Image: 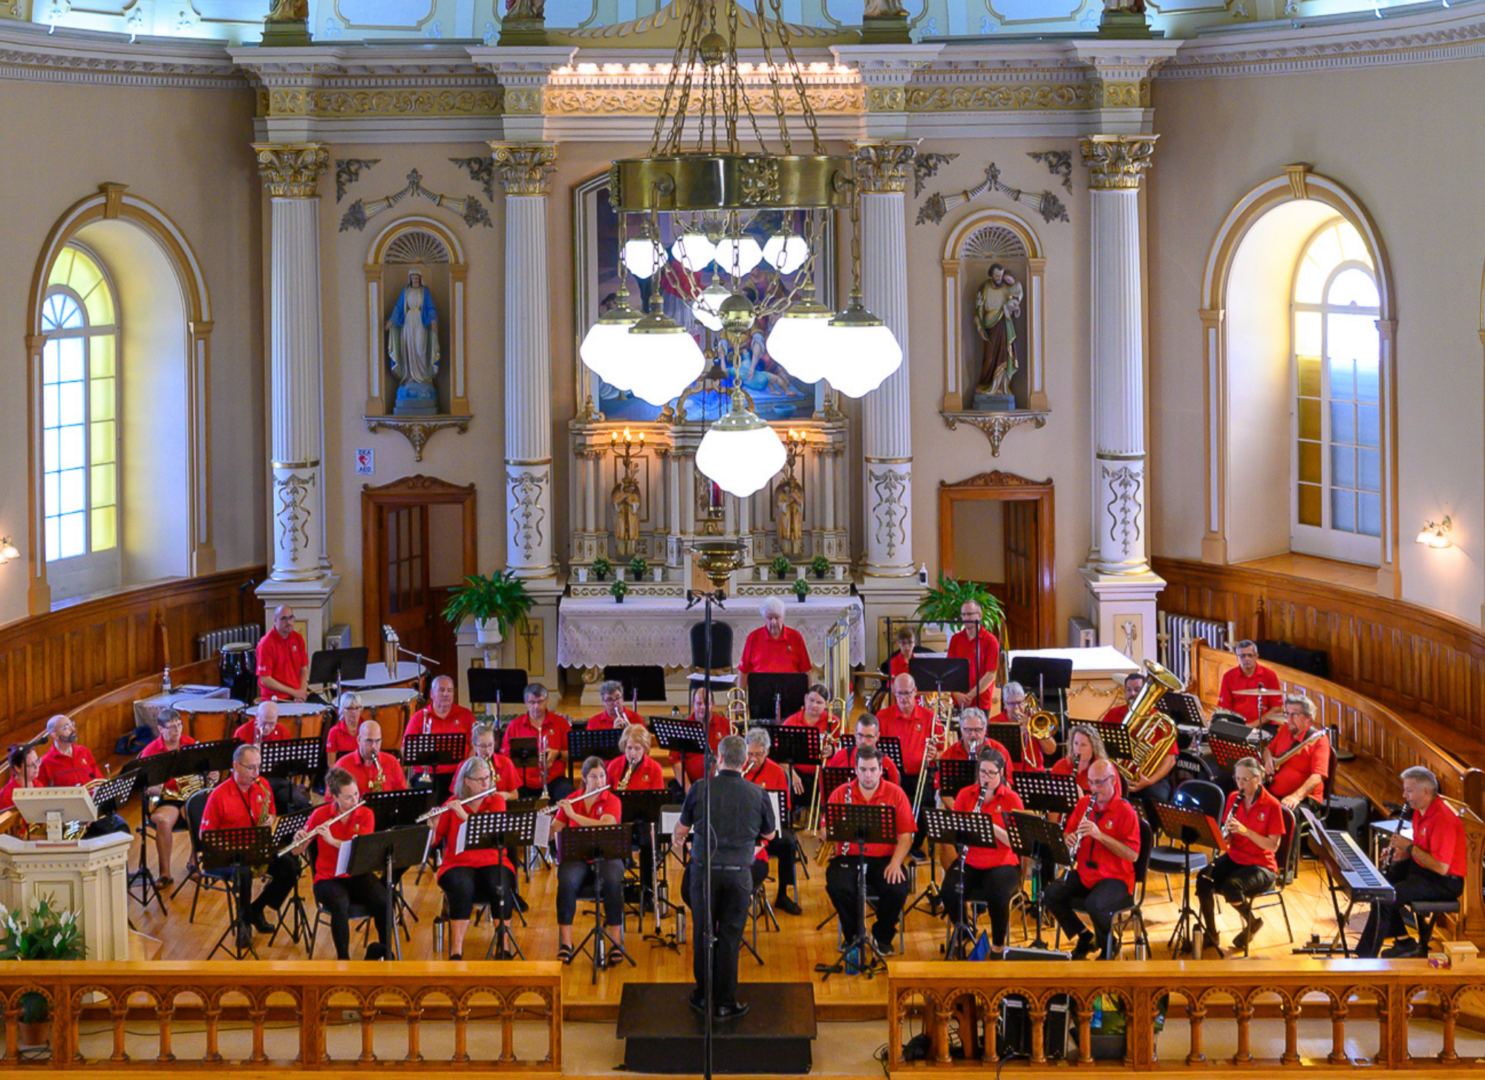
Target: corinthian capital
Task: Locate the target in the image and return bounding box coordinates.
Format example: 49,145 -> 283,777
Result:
1079,135 -> 1158,191
850,139 -> 920,195
490,142 -> 557,196
253,143 -> 329,198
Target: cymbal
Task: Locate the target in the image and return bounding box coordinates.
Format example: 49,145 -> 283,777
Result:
1230,687 -> 1285,697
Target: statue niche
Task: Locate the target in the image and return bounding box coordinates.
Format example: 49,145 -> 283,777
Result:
963,230 -> 1030,412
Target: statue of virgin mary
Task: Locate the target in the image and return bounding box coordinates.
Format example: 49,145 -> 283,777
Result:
386,270 -> 441,416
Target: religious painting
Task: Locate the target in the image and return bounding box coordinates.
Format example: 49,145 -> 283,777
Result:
574,174 -> 834,424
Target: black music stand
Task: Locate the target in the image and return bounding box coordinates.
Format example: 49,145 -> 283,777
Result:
458,811 -> 534,960
363,788 -> 435,926
1091,722 -> 1136,766
404,732 -> 468,799
1151,801 -> 1227,958
814,802 -> 896,980
569,727 -> 622,771
838,734 -> 904,776
1013,770 -> 1080,816
264,807 -> 315,949
467,668 -> 528,726
758,723 -> 820,770
925,807 -> 1003,959
935,759 -> 978,804
985,723 -> 1025,766
808,765 -> 860,932
1158,692 -> 1207,728
603,665 -> 667,703
619,789 -> 672,934
558,824 -> 636,983
746,672 -> 809,722
908,657 -> 970,697
1004,810 -> 1075,949
309,647 -> 368,703
339,825 -> 428,960
1008,656 -> 1074,734
260,737 -> 324,779
651,718 -> 707,788
1208,736 -> 1253,774
199,825 -> 273,959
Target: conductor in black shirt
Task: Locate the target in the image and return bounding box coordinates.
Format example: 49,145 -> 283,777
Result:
674,734 -> 776,1021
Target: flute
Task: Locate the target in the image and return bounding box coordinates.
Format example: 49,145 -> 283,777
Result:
539,784 -> 612,816
280,799 -> 364,856
417,788 -> 495,823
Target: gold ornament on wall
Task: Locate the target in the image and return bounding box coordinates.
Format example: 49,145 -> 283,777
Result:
253,143 -> 329,199
1078,135 -> 1158,191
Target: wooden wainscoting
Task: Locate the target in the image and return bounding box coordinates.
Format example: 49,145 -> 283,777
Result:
0,566 -> 263,742
1153,557 -> 1485,751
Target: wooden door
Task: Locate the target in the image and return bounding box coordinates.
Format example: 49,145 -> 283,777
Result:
382,504 -> 431,660
1000,500 -> 1039,651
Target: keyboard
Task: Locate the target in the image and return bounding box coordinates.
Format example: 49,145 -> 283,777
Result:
1322,824 -> 1395,903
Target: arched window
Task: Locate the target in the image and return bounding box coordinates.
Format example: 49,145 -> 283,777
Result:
1291,219 -> 1382,565
41,244 -> 120,598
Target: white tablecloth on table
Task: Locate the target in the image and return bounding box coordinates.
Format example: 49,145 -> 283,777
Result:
1008,646 -> 1140,680
558,595 -> 865,670
131,687 -> 230,733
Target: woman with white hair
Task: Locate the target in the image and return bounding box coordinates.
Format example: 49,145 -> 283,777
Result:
324,691 -> 365,760
738,596 -> 813,675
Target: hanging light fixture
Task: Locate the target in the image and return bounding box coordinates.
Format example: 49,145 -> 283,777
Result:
713,236 -> 764,278
765,277 -> 833,384
817,184 -> 903,397
762,234 -> 809,274
624,295 -> 706,406
696,388 -> 788,498
689,282 -> 733,333
579,285 -> 642,387
622,234 -> 669,280
673,231 -> 717,273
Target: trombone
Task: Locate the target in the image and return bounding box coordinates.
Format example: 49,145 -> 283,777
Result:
805,698 -> 850,835
725,687 -> 749,737
911,693 -> 953,819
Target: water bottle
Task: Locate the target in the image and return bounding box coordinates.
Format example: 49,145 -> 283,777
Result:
162,666 -> 173,693
1091,996 -> 1104,1031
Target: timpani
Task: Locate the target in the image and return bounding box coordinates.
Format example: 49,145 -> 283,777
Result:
358,687 -> 419,750
175,698 -> 245,743
342,662 -> 425,692
272,701 -> 334,742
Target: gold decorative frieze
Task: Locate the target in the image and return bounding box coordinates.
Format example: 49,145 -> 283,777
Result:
943,410 -> 1048,457
1099,79 -> 1151,108
490,142 -> 557,196
906,84 -> 1094,112
850,140 -> 919,195
541,84 -> 863,116
266,87 -> 502,119
866,86 -> 905,112
253,143 -> 329,199
1079,135 -> 1158,191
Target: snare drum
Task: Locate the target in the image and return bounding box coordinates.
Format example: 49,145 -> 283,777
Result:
274,701 -> 333,741
358,687 -> 419,749
175,698 -> 245,742
343,662 -> 425,692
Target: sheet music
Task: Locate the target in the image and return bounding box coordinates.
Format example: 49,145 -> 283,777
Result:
534,813 -> 552,851
336,836 -> 356,876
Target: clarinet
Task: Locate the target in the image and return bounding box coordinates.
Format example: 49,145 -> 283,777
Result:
539,729 -> 550,800
1380,805 -> 1415,869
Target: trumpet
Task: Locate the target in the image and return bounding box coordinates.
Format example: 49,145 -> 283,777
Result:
279,798 -> 364,857
725,687 -> 749,737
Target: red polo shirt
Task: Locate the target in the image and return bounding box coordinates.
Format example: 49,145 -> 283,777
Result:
669,712 -> 733,784
1217,664 -> 1283,724
587,708 -> 646,732
0,777 -> 21,812
1052,757 -> 1125,798
1065,794 -> 1140,892
877,703 -> 934,775
554,789 -> 622,829
783,709 -> 830,776
1412,796 -> 1467,879
742,757 -> 792,812
233,720 -> 293,745
325,722 -> 360,760
1102,703 -> 1131,726
432,792 -> 513,875
607,754 -> 667,791
940,737 -> 1016,788
404,705 -> 476,776
38,744 -> 103,788
504,713 -> 571,787
1221,787 -> 1285,872
306,802 -> 376,882
201,776 -> 275,832
1267,725 -> 1330,802
256,628 -> 308,701
947,627 -> 1000,711
140,734 -> 199,800
332,750 -> 408,794
824,778 -> 915,859
739,626 -> 812,674
827,746 -> 901,786
482,753 -> 522,795
952,782 -> 1024,869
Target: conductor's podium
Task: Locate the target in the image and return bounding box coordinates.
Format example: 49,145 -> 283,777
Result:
0,829 -> 132,960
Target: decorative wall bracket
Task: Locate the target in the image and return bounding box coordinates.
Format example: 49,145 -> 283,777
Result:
943,410 -> 1048,457
364,414 -> 470,461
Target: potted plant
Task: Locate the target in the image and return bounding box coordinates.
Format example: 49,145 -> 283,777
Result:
771,555 -> 791,581
441,569 -> 534,646
591,556 -> 612,582
610,578 -> 629,604
793,577 -> 811,603
0,897 -> 85,1048
627,556 -> 649,583
810,554 -> 831,580
915,572 -> 1005,636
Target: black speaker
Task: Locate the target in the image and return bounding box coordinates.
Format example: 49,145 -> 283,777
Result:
997,947 -> 1071,1060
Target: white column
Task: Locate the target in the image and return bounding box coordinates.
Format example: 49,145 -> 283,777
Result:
493,142 -> 559,577
853,140 -> 919,579
822,448 -> 836,532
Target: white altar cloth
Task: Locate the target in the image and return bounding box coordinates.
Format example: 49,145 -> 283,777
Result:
558,595 -> 865,670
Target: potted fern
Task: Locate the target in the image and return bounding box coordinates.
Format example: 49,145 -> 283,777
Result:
442,569 -> 534,646
915,572 -> 1005,637
0,897 -> 85,1049
610,578 -> 629,604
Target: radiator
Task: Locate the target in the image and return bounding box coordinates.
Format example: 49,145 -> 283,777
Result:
1158,612 -> 1233,686
196,623 -> 261,662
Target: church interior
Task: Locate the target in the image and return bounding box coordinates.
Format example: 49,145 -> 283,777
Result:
0,0 -> 1483,1071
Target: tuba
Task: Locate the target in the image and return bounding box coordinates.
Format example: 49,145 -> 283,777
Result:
1115,660 -> 1185,786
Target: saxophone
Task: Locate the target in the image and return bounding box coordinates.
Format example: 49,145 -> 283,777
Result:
617,759 -> 637,792
254,783 -> 272,827
369,753 -> 386,793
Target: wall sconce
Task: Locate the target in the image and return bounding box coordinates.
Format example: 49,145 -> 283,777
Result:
0,537 -> 18,563
1415,516 -> 1453,549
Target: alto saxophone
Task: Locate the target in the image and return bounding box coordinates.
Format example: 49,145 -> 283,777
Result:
369,754 -> 386,793
618,759 -> 637,792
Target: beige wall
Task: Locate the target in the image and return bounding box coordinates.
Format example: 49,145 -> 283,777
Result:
1149,61 -> 1485,624
0,79 -> 265,626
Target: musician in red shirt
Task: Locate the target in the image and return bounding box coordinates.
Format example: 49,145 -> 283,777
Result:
332,721 -> 408,794
783,683 -> 836,794
324,692 -> 365,762
588,679 -> 646,731
256,605 -> 309,702
878,674 -> 939,780
947,600 -> 999,712
1044,759 -> 1142,959
1358,766 -> 1468,959
828,715 -> 902,785
1217,641 -> 1284,726
404,676 -> 476,801
608,725 -> 666,791
1262,695 -> 1330,809
233,701 -> 293,746
0,744 -> 40,814
138,708 -> 209,885
289,767 -> 387,960
743,726 -> 800,914
470,721 -> 520,798
37,715 -> 129,838
553,757 -> 626,965
991,683 -> 1055,772
200,744 -> 300,951
937,709 -> 1011,803
738,597 -> 813,675
873,624 -> 929,711
670,687 -> 733,789
1197,757 -> 1285,955
1098,673 -> 1144,726
431,756 -> 518,960
503,682 -> 573,802
820,746 -> 916,958
942,748 -> 1024,956
1051,725 -> 1120,798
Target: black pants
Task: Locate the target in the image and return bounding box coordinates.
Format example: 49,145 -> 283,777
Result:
1043,874 -> 1131,957
519,778 -> 574,803
1357,861 -> 1464,958
1132,777 -> 1174,831
557,857 -> 625,927
766,830 -> 797,890
314,874 -> 390,960
439,863 -> 517,921
1196,853 -> 1275,935
689,865 -> 754,1006
83,813 -> 131,839
682,861 -> 769,905
235,854 -> 299,923
825,856 -> 910,949
902,773 -> 933,849
942,863 -> 1021,946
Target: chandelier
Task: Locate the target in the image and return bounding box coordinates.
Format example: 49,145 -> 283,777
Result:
578,0 -> 903,497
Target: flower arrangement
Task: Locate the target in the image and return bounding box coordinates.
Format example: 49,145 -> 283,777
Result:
771,555 -> 792,581
793,577 -> 811,601
627,556 -> 649,581
0,897 -> 85,1025
591,556 -> 612,581
810,554 -> 831,579
610,578 -> 629,603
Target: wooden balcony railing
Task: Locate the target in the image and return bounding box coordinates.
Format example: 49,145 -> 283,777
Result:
889,959 -> 1485,1072
0,961 -> 561,1071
